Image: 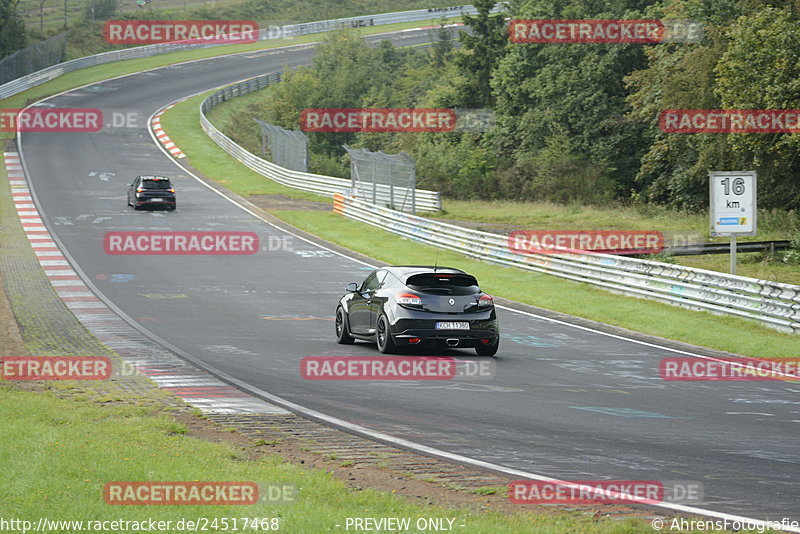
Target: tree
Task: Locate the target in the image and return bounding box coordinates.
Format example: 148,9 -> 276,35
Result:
715,6 -> 800,208
491,0 -> 655,199
1,0 -> 27,58
626,0 -> 800,210
625,23 -> 727,209
454,0 -> 508,106
431,16 -> 453,68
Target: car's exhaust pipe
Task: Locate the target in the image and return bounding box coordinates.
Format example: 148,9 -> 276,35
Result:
446,338 -> 459,347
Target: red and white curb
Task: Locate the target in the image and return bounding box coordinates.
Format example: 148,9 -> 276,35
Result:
151,104 -> 186,159
3,152 -> 285,415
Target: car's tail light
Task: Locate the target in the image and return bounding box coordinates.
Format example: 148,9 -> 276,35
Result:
395,293 -> 423,309
478,294 -> 493,307
408,338 -> 421,344
480,338 -> 492,345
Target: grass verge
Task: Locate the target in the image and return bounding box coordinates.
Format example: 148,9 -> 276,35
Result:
427,199 -> 796,241
162,93 -> 800,358
3,385 -> 652,533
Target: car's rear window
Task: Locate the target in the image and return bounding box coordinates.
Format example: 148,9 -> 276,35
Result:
406,273 -> 479,295
142,179 -> 171,189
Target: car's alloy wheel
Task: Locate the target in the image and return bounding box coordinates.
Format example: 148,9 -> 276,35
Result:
335,307 -> 355,344
376,314 -> 396,354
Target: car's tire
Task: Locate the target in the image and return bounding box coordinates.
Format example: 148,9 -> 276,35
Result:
133,203 -> 140,211
335,306 -> 355,344
376,314 -> 396,354
475,340 -> 499,357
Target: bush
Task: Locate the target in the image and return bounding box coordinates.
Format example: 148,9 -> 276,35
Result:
780,232 -> 800,265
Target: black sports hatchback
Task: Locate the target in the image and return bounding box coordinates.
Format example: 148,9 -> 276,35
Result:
336,266 -> 499,356
127,175 -> 176,210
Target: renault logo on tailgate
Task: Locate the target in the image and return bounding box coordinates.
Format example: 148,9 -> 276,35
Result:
449,298 -> 455,306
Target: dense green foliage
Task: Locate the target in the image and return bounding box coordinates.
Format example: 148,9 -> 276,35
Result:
226,0 -> 800,214
1,0 -> 27,56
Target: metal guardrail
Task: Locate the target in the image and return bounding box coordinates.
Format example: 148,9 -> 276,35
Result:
333,194 -> 800,333
0,6 -> 477,99
672,240 -> 790,256
200,69 -> 442,213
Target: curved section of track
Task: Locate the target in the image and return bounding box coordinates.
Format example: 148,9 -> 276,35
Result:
18,30 -> 800,525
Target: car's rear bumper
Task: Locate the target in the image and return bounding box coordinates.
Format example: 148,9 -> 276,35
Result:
394,332 -> 498,348
390,315 -> 499,348
136,197 -> 176,207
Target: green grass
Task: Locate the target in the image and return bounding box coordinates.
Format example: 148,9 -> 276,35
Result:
19,0 -> 460,35
161,95 -> 800,358
4,385 -> 662,533
428,199 -> 796,242
19,0 -> 252,33
432,199 -> 708,233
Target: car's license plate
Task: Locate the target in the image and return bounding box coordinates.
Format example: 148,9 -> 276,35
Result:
150,198 -> 164,201
436,322 -> 469,330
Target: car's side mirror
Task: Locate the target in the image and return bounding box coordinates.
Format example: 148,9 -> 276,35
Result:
346,283 -> 358,292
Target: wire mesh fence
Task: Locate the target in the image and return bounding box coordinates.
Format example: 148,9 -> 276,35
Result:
253,118 -> 308,172
343,145 -> 417,214
0,32 -> 67,86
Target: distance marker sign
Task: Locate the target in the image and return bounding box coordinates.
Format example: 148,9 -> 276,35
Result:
709,171 -> 756,237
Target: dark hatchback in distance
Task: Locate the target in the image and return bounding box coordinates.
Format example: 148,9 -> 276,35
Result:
336,266 -> 500,356
127,175 -> 176,210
